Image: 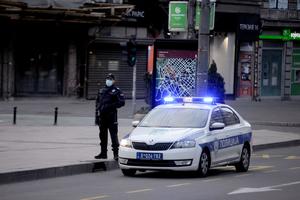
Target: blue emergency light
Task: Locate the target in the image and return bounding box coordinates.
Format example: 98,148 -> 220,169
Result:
163,96 -> 216,104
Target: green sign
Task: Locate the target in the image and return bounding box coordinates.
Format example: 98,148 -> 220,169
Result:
259,29 -> 300,41
169,1 -> 188,32
195,1 -> 215,30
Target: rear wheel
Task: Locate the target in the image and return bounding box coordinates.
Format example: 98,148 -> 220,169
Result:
198,150 -> 210,177
235,145 -> 250,172
121,169 -> 137,176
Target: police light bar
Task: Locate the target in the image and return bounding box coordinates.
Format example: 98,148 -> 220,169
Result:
164,96 -> 175,102
163,97 -> 216,104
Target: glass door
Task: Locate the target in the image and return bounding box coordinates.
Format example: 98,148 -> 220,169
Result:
261,50 -> 282,96
16,48 -> 62,95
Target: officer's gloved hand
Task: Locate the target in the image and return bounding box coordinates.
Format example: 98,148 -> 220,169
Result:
95,111 -> 100,125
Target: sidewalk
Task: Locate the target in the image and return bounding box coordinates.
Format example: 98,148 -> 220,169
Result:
1,98 -> 300,184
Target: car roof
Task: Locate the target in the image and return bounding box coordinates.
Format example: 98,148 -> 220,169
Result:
155,103 -> 226,110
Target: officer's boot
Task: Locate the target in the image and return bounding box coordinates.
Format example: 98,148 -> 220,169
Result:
113,151 -> 119,161
94,147 -> 107,159
95,152 -> 107,159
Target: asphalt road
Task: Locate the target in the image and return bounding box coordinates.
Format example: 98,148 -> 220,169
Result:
1,146 -> 300,200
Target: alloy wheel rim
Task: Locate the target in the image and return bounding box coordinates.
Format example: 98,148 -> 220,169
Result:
242,148 -> 249,168
201,153 -> 208,174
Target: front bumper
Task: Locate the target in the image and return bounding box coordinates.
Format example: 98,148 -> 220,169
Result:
119,146 -> 202,171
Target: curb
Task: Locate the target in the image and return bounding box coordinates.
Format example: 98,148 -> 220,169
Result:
1,140 -> 300,185
250,121 -> 300,127
253,139 -> 300,151
0,160 -> 119,185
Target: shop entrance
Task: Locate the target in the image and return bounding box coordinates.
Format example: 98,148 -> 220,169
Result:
15,46 -> 63,95
261,50 -> 282,96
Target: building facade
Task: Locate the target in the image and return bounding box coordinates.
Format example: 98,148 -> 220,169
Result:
258,0 -> 300,100
1,0 -> 300,101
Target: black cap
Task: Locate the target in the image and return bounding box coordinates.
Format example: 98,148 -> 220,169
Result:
106,73 -> 115,80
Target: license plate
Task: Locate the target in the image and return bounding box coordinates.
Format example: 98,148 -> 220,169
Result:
136,152 -> 163,160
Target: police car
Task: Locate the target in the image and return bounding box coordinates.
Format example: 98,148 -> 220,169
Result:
119,97 -> 252,177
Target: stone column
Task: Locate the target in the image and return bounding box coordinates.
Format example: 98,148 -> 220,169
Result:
65,42 -> 78,96
2,41 -> 15,100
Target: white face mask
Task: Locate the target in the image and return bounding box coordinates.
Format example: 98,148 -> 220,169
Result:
106,79 -> 113,87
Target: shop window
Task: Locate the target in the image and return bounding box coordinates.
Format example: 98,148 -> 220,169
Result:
269,0 -> 288,9
295,70 -> 300,83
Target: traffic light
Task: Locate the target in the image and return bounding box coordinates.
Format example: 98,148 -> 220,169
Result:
127,39 -> 137,67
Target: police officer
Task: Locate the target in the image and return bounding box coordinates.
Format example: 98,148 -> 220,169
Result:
95,73 -> 125,160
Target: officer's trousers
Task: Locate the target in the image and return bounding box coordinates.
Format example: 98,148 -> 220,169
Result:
98,121 -> 119,154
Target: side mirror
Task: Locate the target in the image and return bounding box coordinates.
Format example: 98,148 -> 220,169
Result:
209,122 -> 225,131
132,120 -> 140,127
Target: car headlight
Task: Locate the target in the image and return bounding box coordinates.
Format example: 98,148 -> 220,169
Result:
120,138 -> 132,148
171,140 -> 196,149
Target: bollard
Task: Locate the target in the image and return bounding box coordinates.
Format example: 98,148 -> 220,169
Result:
13,107 -> 17,125
54,107 -> 58,125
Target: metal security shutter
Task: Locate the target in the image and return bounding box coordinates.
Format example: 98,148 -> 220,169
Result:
87,44 -> 147,99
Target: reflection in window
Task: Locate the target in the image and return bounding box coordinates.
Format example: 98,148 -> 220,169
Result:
269,0 -> 288,9
221,107 -> 240,126
210,108 -> 224,125
139,108 -> 209,128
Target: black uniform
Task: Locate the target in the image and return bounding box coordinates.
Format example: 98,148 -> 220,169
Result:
95,85 -> 125,158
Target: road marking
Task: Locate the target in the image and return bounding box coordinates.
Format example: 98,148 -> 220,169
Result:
203,178 -> 221,182
228,181 -> 300,195
289,166 -> 300,170
262,154 -> 270,159
81,195 -> 110,200
234,173 -> 251,178
126,189 -> 153,194
263,170 -> 279,174
167,183 -> 191,188
249,165 -> 273,171
252,154 -> 284,158
285,156 -> 300,160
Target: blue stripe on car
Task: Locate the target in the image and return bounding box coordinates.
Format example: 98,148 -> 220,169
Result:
122,133 -> 131,139
199,132 -> 252,151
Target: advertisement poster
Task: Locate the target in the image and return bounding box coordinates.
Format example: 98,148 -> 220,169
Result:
168,1 -> 188,32
155,50 -> 197,105
238,43 -> 253,97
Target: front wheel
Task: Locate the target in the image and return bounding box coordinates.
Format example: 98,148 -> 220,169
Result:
235,145 -> 250,172
198,150 -> 210,177
121,169 -> 137,176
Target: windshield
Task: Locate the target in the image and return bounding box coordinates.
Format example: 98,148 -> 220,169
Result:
139,108 -> 209,128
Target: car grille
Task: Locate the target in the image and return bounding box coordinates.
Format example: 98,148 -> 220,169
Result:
132,142 -> 173,151
126,159 -> 176,167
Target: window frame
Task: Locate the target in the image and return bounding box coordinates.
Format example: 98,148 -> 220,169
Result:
210,107 -> 224,126
269,0 -> 288,9
220,106 -> 240,126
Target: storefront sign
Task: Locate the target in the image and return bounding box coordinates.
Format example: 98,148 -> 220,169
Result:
195,1 -> 216,30
237,14 -> 260,41
168,1 -> 188,32
260,29 -> 300,41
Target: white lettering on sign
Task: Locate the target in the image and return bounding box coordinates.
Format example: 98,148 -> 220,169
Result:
240,24 -> 259,31
291,32 -> 300,39
125,10 -> 145,18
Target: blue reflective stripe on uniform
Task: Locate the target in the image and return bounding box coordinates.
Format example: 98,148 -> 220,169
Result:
199,132 -> 252,151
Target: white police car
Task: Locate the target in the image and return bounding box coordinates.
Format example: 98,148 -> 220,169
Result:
119,97 -> 252,177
